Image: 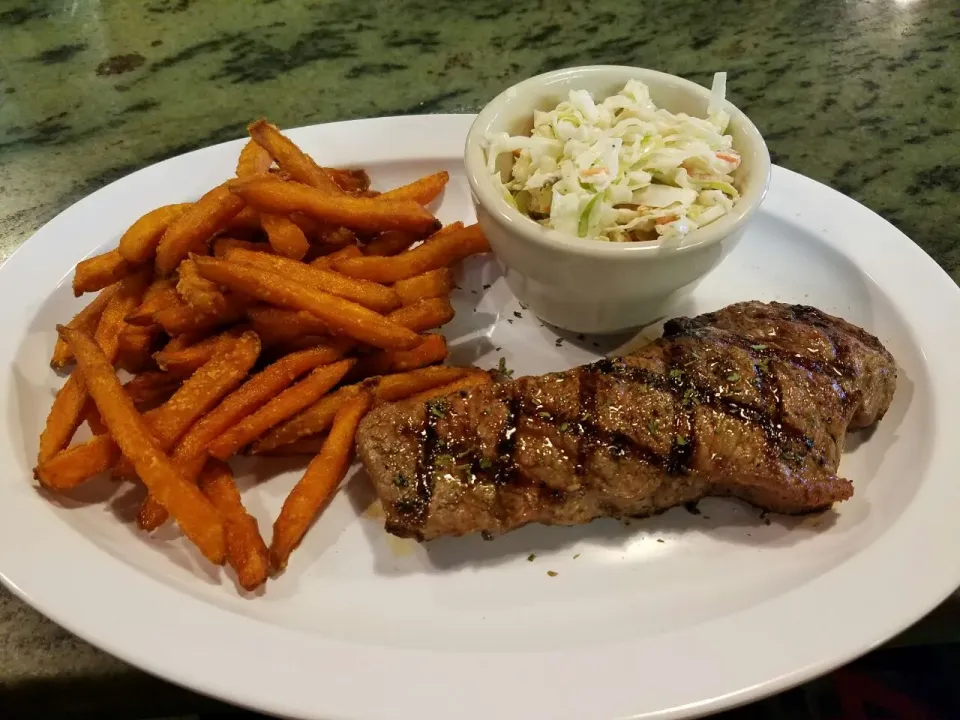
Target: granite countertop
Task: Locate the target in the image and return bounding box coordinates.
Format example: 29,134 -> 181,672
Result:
1,0 -> 959,716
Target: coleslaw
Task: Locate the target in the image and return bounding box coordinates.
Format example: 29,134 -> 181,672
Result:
483,73 -> 741,242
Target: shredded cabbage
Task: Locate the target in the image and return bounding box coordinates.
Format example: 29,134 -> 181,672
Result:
483,73 -> 741,242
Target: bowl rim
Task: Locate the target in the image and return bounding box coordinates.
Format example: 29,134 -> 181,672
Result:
464,65 -> 772,258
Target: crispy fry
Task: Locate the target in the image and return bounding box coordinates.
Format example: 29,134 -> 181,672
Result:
247,307 -> 329,345
35,433 -> 123,490
56,326 -> 225,564
236,139 -> 274,179
375,366 -> 469,403
153,328 -> 242,374
222,207 -> 262,235
325,167 -> 370,193
213,237 -> 271,258
393,268 -> 454,306
207,359 -> 354,461
363,231 -> 417,257
38,271 -> 151,464
153,293 -> 252,335
51,285 -> 119,369
177,257 -> 228,315
354,333 -> 448,377
193,256 -> 420,351
137,346 -> 343,530
73,249 -> 135,296
224,246 -> 400,313
315,225 -> 357,250
247,119 -> 342,194
110,332 -> 261,486
156,184 -> 246,274
84,402 -> 108,435
310,244 -> 362,268
227,176 -> 441,236
124,372 -> 183,409
252,384 -> 364,453
378,171 -> 449,205
260,213 -> 309,260
116,327 -> 156,373
270,391 -> 372,570
256,435 -> 328,456
385,298 -> 453,332
405,370 -> 493,404
196,459 -> 269,591
118,203 -> 192,264
334,223 -> 488,283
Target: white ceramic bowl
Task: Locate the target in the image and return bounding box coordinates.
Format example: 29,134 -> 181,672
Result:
464,65 -> 771,334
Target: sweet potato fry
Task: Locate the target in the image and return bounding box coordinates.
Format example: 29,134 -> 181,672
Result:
196,459 -> 269,591
116,327 -> 156,373
177,257 -> 228,315
156,184 -> 246,274
56,326 -> 225,564
118,203 -> 192,264
51,285 -> 118,369
192,256 -> 420,351
247,119 -> 342,195
378,171 -> 449,205
236,139 -> 274,179
252,384 -> 364,453
153,328 -> 242,374
222,207 -> 263,235
334,223 -> 488,283
387,297 -> 454,333
124,372 -> 183,409
270,390 -> 372,570
112,343 -> 262,486
247,307 -> 329,345
137,346 -> 342,530
362,231 -> 417,257
310,244 -> 362,268
226,176 -> 441,236
207,359 -> 354,461
325,167 -> 370,193
315,225 -> 357,250
153,293 -> 252,335
213,237 -> 272,258
35,433 -> 123,490
393,268 -> 454,306
224,246 -> 400,313
375,366 -> 469,403
73,249 -> 135,296
260,213 -> 309,260
405,370 -> 493,404
256,435 -> 328,456
354,333 -> 448,377
37,271 -> 151,463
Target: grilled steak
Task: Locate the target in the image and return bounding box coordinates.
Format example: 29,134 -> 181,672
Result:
356,301 -> 897,541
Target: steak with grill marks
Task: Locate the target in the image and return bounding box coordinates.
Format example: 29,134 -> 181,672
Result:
355,301 -> 897,541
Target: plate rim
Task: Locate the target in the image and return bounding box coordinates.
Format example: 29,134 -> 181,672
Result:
1,113 -> 959,720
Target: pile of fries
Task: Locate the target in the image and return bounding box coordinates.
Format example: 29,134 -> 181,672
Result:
34,119 -> 493,592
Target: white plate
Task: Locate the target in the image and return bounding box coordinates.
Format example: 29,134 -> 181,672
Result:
1,115 -> 959,720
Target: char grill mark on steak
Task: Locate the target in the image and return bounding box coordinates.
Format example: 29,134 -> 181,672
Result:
358,302 -> 897,541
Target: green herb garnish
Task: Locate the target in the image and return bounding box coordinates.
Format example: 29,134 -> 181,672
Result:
648,419 -> 659,435
478,457 -> 493,470
538,410 -> 550,419
427,399 -> 449,418
727,372 -> 740,382
560,422 -> 570,432
393,473 -> 409,488
676,435 -> 688,446
547,570 -> 559,577
497,357 -> 513,378
751,343 -> 767,351
669,368 -> 683,380
527,553 -> 536,562
757,358 -> 770,372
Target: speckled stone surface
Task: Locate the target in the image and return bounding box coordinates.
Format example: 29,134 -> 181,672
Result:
1,0 -> 958,715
